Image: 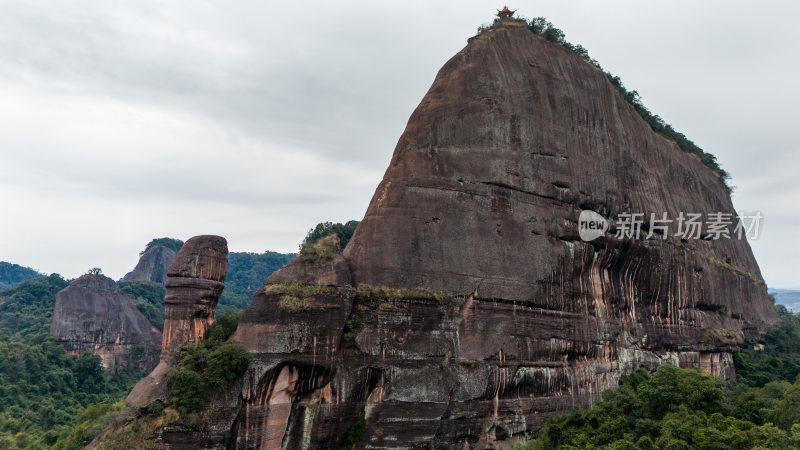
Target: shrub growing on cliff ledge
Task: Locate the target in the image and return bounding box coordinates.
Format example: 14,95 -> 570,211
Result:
299,234 -> 341,265
302,220 -> 359,250
354,284 -> 443,302
166,312 -> 251,414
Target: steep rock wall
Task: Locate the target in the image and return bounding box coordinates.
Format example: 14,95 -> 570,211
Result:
97,22 -> 778,449
122,245 -> 177,284
126,235 -> 228,407
51,274 -> 162,373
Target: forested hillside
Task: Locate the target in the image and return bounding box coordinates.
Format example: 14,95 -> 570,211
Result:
1,278 -> 797,448
0,275 -> 141,449
523,306 -> 800,449
217,251 -> 296,314
0,262 -> 43,290
770,289 -> 800,312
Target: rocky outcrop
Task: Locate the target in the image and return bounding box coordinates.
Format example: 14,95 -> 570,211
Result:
98,20 -> 778,449
161,235 -> 228,360
121,245 -> 177,284
126,235 -> 228,406
51,274 -> 162,373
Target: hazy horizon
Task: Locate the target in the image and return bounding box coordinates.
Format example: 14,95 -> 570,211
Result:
1,1 -> 798,289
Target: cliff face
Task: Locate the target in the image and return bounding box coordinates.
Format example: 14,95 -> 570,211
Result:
100,23 -> 777,449
121,245 -> 177,284
126,235 -> 228,406
51,274 -> 162,373
161,235 -> 228,361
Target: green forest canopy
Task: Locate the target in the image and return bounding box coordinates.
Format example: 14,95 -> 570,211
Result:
0,261 -> 43,290
218,251 -> 296,314
118,280 -> 166,331
0,276 -> 142,449
1,273 -> 799,448
522,306 -> 800,449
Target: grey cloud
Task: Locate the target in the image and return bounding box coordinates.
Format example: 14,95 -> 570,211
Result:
0,1 -> 797,285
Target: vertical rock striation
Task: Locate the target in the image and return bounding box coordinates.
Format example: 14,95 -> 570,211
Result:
51,274 -> 162,373
161,235 -> 228,362
126,235 -> 228,406
98,22 -> 778,449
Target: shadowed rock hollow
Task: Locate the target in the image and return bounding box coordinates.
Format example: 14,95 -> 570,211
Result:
51,274 -> 162,373
97,20 -> 777,449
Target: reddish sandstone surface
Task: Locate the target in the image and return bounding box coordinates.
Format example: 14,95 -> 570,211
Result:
51,274 -> 162,373
125,235 -> 228,407
97,22 -> 777,449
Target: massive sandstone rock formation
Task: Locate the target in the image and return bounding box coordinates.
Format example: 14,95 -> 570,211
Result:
51,274 -> 162,373
99,21 -> 777,449
126,235 -> 228,406
121,245 -> 178,284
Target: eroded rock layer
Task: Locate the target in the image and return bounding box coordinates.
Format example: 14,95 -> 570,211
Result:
51,274 -> 162,373
125,235 -> 228,407
100,22 -> 778,449
161,235 -> 228,361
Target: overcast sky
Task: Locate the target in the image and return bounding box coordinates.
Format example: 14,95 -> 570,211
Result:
0,1 -> 797,288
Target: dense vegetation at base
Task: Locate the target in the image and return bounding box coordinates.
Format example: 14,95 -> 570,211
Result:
770,289 -> 800,314
6,231 -> 792,448
0,276 -> 142,449
478,17 -> 731,191
0,269 -> 254,447
521,306 -> 800,449
166,312 -> 251,414
0,261 -> 43,290
735,306 -> 800,387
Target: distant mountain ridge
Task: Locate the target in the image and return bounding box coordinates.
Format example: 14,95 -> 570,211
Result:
218,251 -> 296,314
0,261 -> 44,290
770,288 -> 800,312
